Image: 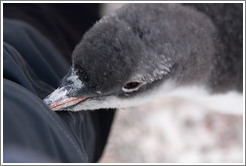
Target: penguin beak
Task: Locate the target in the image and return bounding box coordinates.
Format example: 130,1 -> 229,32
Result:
43,67 -> 92,111
43,86 -> 89,111
48,96 -> 88,111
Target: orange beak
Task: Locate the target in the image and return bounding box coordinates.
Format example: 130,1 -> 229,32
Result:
48,97 -> 88,111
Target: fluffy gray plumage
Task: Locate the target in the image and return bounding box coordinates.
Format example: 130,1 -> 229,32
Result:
71,4 -> 242,95
45,4 -> 243,111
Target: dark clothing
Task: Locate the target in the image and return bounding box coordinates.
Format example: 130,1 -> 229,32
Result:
3,3 -> 100,62
3,4 -> 115,163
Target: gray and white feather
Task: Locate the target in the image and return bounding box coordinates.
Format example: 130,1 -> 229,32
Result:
44,4 -> 243,112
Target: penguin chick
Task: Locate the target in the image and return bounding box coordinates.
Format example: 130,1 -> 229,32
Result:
44,4 -> 243,113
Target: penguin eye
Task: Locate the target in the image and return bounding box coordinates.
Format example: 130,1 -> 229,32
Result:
122,81 -> 142,93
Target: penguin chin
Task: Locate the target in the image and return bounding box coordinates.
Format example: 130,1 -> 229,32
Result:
64,76 -> 243,114
68,95 -> 148,111
69,87 -> 243,116
67,79 -> 177,111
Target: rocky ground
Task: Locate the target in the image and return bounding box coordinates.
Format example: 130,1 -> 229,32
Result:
99,98 -> 243,163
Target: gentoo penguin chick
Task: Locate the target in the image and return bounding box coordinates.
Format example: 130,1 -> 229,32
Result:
44,4 -> 243,112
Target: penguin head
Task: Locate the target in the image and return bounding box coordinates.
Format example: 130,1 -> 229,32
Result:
44,4 -> 217,111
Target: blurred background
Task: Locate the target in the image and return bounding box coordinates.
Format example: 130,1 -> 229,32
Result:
99,97 -> 243,163
99,4 -> 244,163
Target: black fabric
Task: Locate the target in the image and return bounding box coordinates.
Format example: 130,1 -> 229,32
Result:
3,18 -> 68,95
3,79 -> 88,162
3,4 -> 115,163
3,3 -> 100,62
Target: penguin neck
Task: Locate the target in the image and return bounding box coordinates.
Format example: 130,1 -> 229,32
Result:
147,79 -> 243,115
